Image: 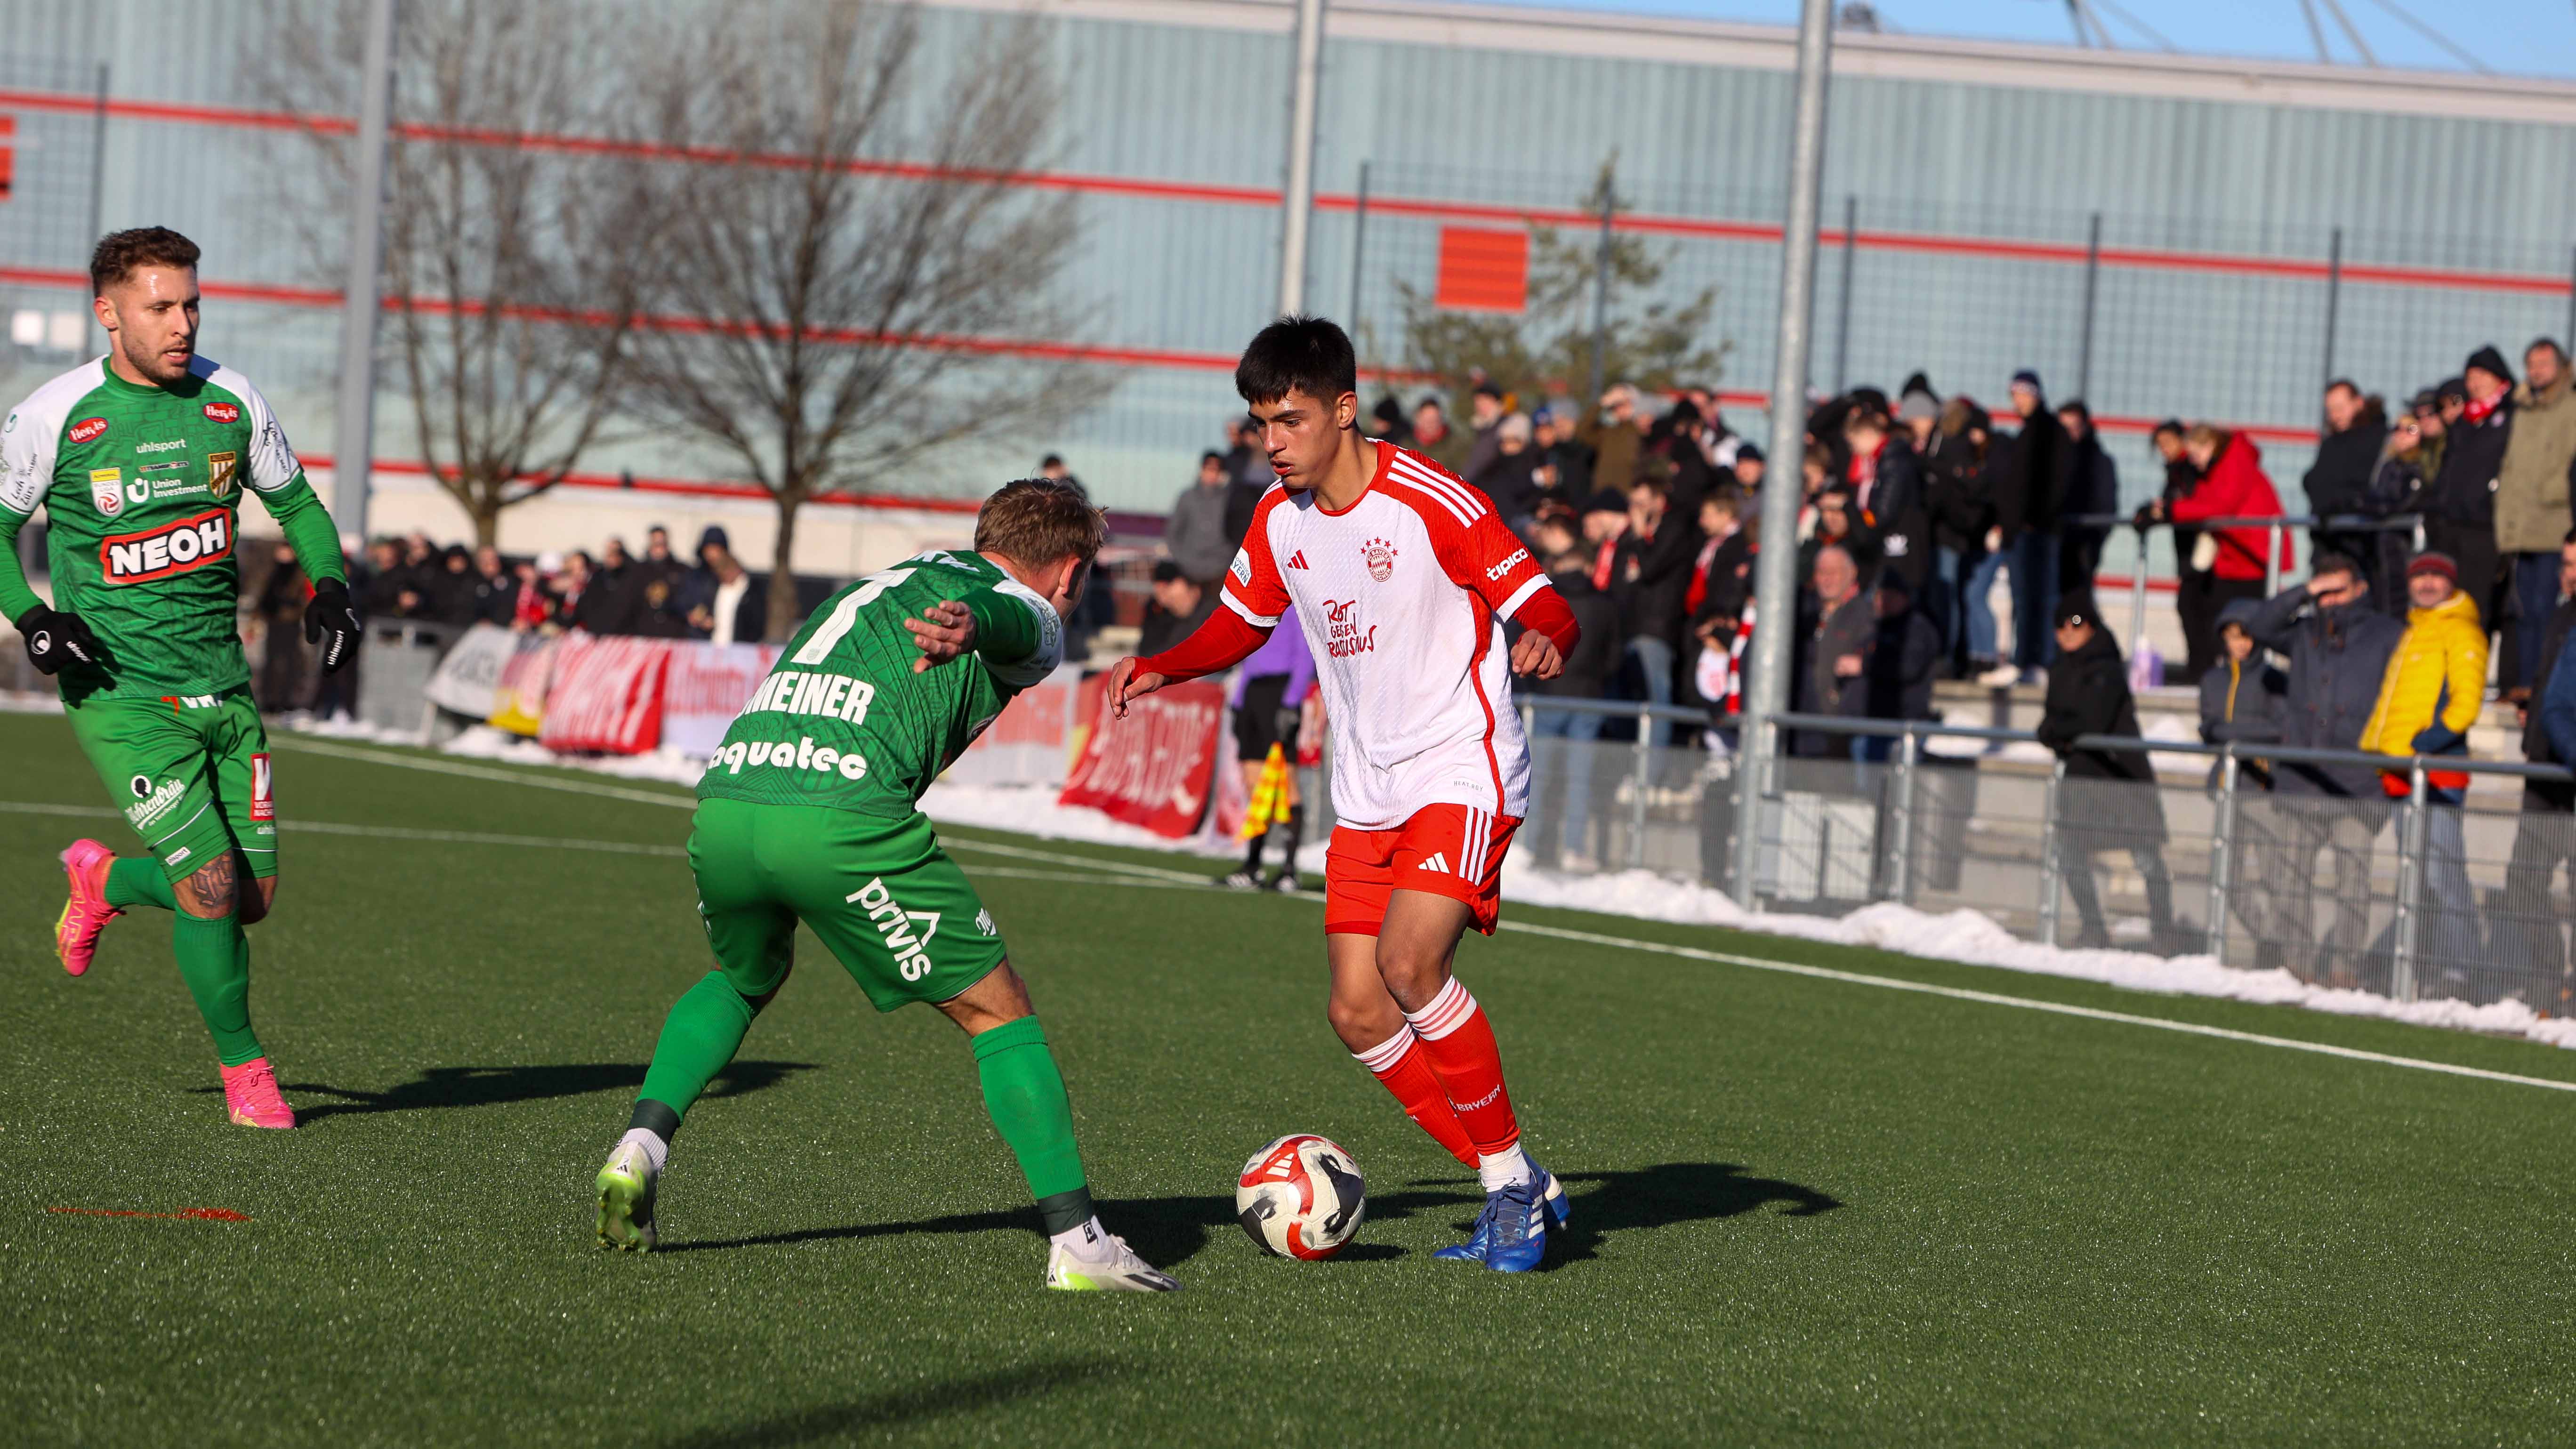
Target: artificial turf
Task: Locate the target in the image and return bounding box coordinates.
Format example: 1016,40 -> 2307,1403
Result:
4,712 -> 2576,1447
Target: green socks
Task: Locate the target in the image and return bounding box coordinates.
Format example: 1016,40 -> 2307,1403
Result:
172,910 -> 261,1066
972,1016 -> 1093,1234
634,971 -> 764,1132
106,857 -> 175,911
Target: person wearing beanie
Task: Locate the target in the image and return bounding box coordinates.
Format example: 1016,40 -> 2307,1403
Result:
2358,551 -> 2489,972
2494,339 -> 2576,691
2424,347 -> 2518,646
2033,593 -> 2181,951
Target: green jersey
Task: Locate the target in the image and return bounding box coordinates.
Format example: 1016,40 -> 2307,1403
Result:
0,355 -> 346,701
697,549 -> 1062,815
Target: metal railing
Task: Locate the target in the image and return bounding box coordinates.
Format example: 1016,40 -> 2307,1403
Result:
1505,696 -> 2576,1013
2064,512 -> 2427,649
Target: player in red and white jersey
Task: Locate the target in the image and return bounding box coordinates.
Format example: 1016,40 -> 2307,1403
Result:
1109,318 -> 1580,1271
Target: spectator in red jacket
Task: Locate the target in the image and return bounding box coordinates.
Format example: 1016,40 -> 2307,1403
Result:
2148,425 -> 2296,623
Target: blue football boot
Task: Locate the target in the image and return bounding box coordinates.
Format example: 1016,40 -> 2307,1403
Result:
1432,1159 -> 1570,1264
1479,1177 -> 1549,1273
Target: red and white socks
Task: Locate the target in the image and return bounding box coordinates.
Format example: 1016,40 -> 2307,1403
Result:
1351,1024 -> 1478,1167
1396,976 -> 1533,1193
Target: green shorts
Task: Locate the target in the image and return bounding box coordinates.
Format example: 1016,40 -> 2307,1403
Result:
687,797 -> 1007,1013
66,687 -> 277,885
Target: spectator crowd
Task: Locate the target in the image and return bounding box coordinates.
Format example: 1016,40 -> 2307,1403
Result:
244,522 -> 771,716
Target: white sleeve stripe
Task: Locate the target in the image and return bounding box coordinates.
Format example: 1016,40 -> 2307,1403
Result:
1388,455 -> 1487,518
1497,575 -> 1547,619
1387,456 -> 1488,518
1219,589 -> 1280,629
1382,475 -> 1474,528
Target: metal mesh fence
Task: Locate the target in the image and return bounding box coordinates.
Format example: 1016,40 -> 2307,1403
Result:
1510,708 -> 2576,1019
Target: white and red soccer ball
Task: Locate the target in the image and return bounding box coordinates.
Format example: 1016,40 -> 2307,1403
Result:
1236,1133 -> 1366,1259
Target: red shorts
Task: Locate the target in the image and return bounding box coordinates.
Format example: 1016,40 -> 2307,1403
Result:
1323,804 -> 1520,938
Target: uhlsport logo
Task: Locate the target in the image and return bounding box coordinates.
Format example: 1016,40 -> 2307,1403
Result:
100,509 -> 232,584
1362,536 -> 1398,583
67,417 -> 107,445
845,877 -> 942,981
201,402 -> 241,425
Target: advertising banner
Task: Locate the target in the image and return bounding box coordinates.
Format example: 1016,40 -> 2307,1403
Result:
660,643 -> 781,758
423,623 -> 523,719
1056,675 -> 1225,837
538,634 -> 673,755
946,664 -> 1082,788
486,636 -> 559,737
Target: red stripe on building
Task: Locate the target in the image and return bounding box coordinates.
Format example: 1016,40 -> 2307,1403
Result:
10,83 -> 2570,298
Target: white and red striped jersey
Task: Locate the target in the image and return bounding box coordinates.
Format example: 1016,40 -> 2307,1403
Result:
1219,443 -> 1552,830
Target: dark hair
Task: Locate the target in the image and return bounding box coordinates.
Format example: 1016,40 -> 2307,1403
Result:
2151,418 -> 2186,439
1150,559 -> 1187,584
1235,315 -> 1358,407
2325,378 -> 2361,399
1667,400 -> 1703,428
2533,338 -> 2569,366
1628,475 -> 1668,499
1039,453 -> 1065,470
1841,408 -> 1891,435
1200,450 -> 1225,467
2310,549 -> 2362,580
2057,399 -> 2092,427
90,226 -> 200,295
974,477 -> 1107,568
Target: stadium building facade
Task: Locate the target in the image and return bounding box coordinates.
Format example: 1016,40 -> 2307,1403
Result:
6,0 -> 2576,539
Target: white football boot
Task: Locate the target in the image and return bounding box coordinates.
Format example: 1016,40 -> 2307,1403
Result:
1044,1229 -> 1181,1292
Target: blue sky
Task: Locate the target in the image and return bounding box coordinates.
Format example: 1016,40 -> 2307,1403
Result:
1475,0 -> 2576,80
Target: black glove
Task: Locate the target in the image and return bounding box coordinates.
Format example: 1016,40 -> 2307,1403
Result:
2130,503 -> 2157,532
16,604 -> 110,675
304,581 -> 362,673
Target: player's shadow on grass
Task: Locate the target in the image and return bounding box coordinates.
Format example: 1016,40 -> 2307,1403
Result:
653,1357 -> 1119,1449
1543,1161 -> 1841,1266
193,1061 -> 815,1123
659,1191 -> 1233,1265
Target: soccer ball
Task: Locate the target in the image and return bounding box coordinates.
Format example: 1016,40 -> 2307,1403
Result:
1235,1134 -> 1366,1259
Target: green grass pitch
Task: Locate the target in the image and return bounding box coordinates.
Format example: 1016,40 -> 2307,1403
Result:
5,711 -> 2576,1446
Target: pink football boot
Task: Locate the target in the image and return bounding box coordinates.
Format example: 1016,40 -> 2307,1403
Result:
53,839 -> 122,977
220,1058 -> 297,1130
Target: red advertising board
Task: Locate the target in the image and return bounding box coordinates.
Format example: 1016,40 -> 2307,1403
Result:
539,634 -> 674,755
1057,675 -> 1226,837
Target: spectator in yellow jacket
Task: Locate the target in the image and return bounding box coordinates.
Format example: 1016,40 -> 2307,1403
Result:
2359,551 -> 2487,984
2359,552 -> 2489,790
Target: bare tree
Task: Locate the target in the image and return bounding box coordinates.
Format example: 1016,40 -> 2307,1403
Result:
248,0 -> 657,547
620,1 -> 1095,639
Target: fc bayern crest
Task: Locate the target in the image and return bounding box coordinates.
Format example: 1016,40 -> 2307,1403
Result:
1362,536 -> 1398,582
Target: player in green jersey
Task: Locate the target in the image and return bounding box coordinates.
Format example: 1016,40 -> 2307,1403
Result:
593,478 -> 1178,1291
3,228 -> 361,1130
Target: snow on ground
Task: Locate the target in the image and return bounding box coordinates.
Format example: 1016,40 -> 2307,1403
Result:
316,727 -> 2576,1055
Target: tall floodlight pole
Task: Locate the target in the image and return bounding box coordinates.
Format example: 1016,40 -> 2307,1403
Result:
332,0 -> 398,542
1732,0 -> 1834,910
1277,0 -> 1326,315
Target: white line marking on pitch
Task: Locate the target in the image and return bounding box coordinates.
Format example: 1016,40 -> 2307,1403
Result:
150,744 -> 2576,1095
